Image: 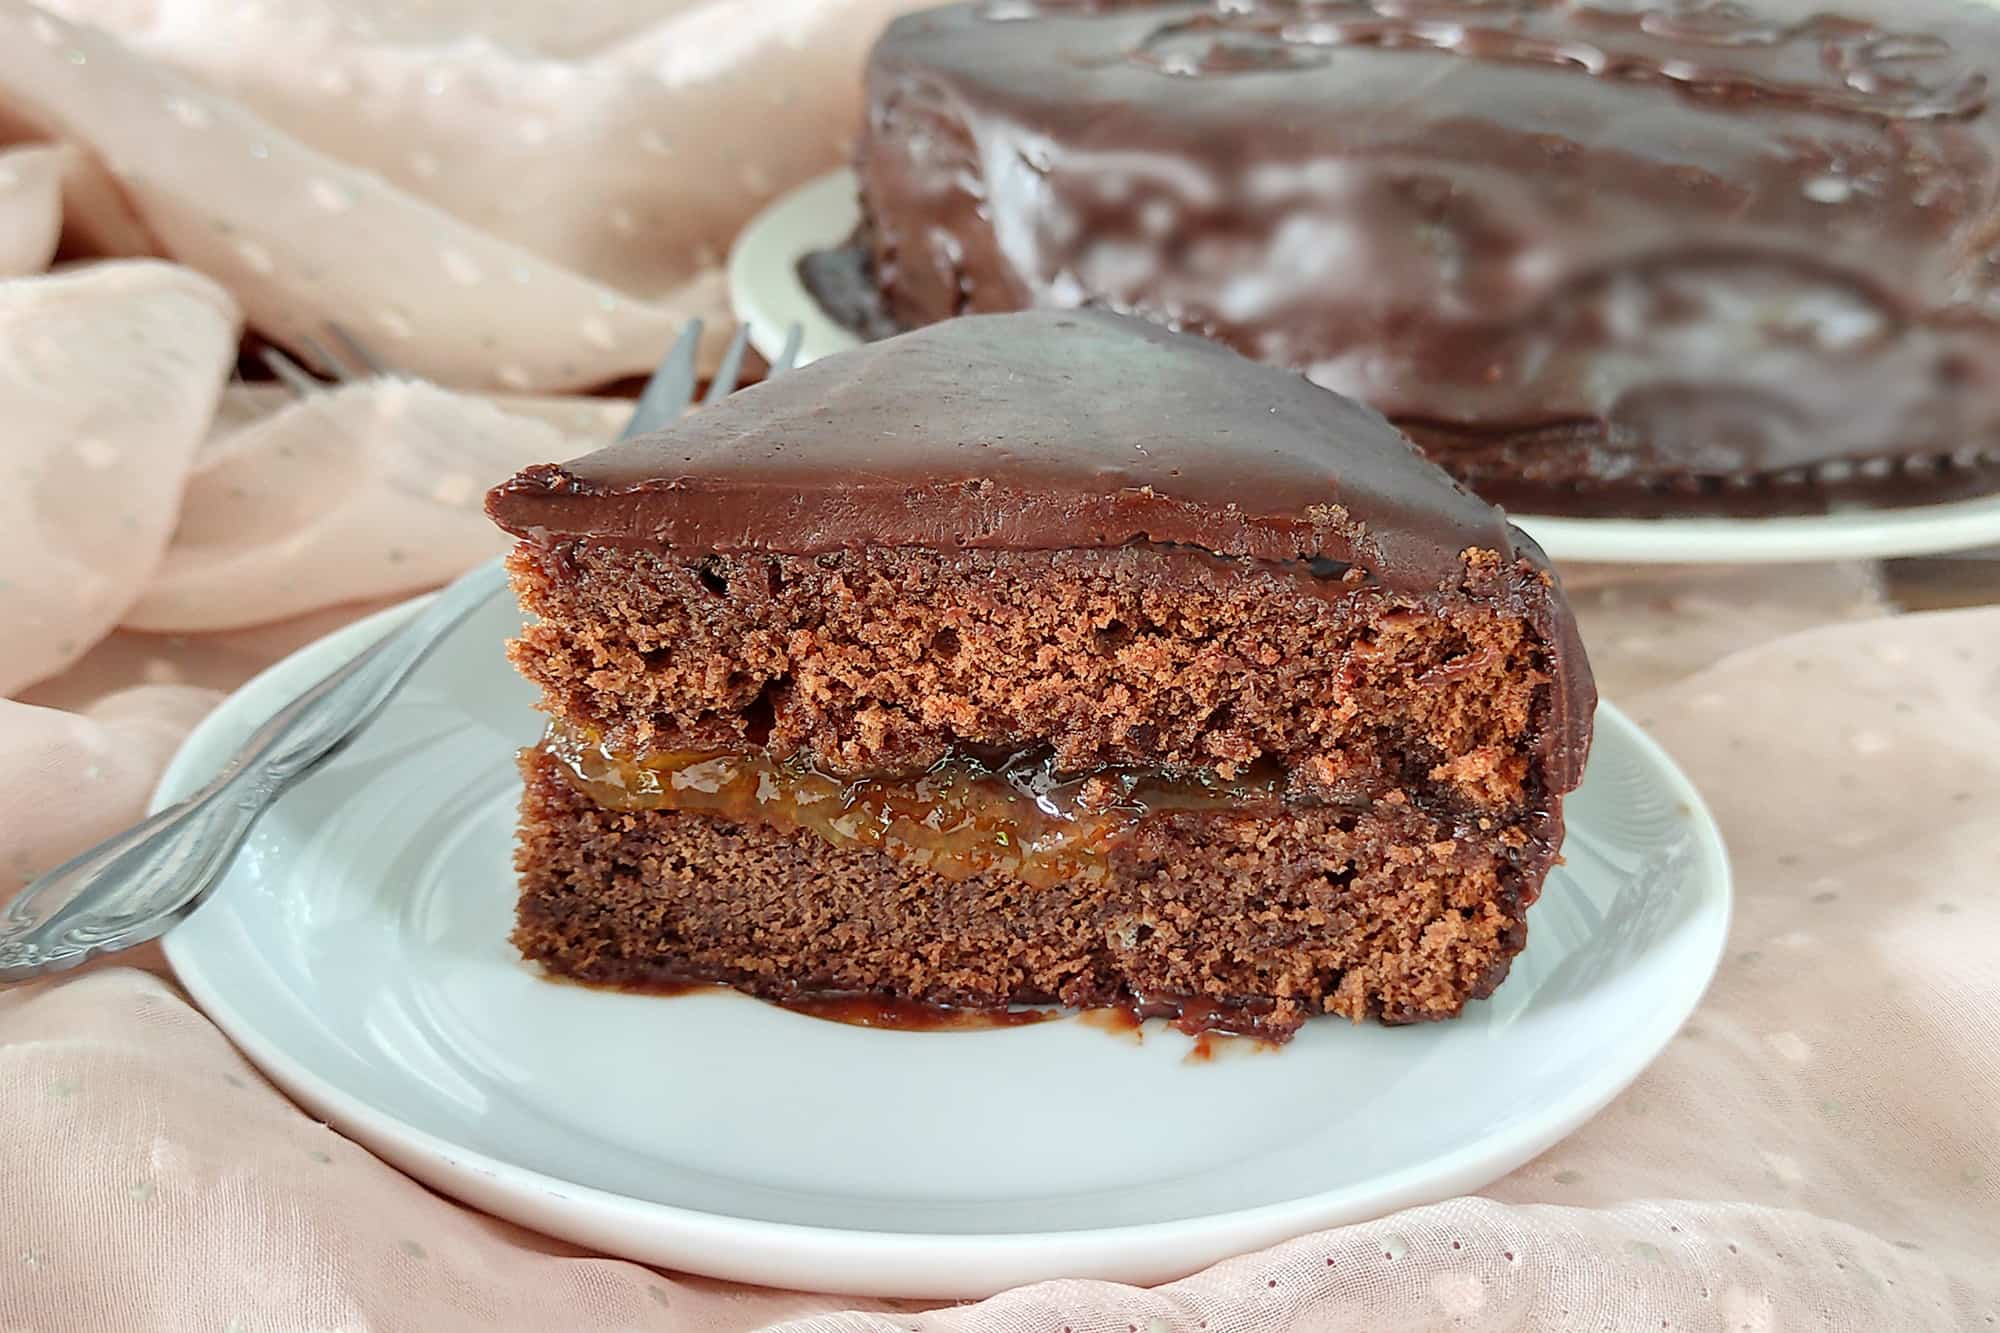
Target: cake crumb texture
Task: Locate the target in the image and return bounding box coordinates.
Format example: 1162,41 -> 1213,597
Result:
505,542 -> 1554,813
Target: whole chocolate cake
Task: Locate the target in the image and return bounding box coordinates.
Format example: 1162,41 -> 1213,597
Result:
486,310 -> 1595,1039
835,0 -> 2000,516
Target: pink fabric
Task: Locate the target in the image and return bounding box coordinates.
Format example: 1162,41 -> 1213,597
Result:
1,3 -> 1996,1329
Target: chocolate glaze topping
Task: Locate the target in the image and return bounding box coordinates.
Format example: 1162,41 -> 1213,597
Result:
493,310 -> 1518,594
853,0 -> 2000,514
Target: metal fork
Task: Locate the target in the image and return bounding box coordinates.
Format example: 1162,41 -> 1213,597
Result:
0,321 -> 802,981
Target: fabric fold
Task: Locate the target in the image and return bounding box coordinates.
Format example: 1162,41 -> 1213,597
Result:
125,379 -> 595,632
0,686 -> 220,891
0,260 -> 238,694
0,141 -> 64,275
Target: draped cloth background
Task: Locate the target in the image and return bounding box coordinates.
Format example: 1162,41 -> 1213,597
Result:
0,2 -> 1996,1329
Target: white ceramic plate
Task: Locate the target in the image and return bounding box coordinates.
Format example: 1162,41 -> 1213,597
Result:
161,593 -> 1730,1299
730,168 -> 2000,565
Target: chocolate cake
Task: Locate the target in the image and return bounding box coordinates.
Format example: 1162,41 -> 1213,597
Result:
486,309 -> 1595,1038
837,0 -> 2000,516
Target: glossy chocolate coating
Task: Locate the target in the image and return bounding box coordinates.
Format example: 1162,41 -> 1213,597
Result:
491,309 -> 1520,594
854,0 -> 2000,514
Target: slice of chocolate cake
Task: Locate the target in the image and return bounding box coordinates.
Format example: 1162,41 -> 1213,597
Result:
840,0 -> 2000,517
485,310 -> 1595,1038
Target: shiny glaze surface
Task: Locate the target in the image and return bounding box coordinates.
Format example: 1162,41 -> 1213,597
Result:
487,309 -> 1520,598
857,0 -> 2000,506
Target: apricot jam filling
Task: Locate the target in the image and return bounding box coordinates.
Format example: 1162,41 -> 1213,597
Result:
539,722 -> 1283,886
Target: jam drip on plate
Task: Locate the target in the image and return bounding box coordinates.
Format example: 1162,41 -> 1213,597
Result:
552,972 -> 1275,1053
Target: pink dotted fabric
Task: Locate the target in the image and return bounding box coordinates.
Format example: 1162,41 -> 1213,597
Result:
0,2 -> 1997,1329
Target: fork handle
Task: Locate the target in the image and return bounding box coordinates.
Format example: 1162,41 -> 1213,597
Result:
0,560 -> 507,981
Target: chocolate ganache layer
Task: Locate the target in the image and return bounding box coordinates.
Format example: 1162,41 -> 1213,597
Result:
496,307 -> 1515,590
841,0 -> 2000,516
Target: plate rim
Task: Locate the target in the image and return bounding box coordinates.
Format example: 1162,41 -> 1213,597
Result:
158,595 -> 1733,1298
729,167 -> 2000,567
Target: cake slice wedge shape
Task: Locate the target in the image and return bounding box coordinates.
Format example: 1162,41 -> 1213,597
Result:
485,309 -> 1595,1039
